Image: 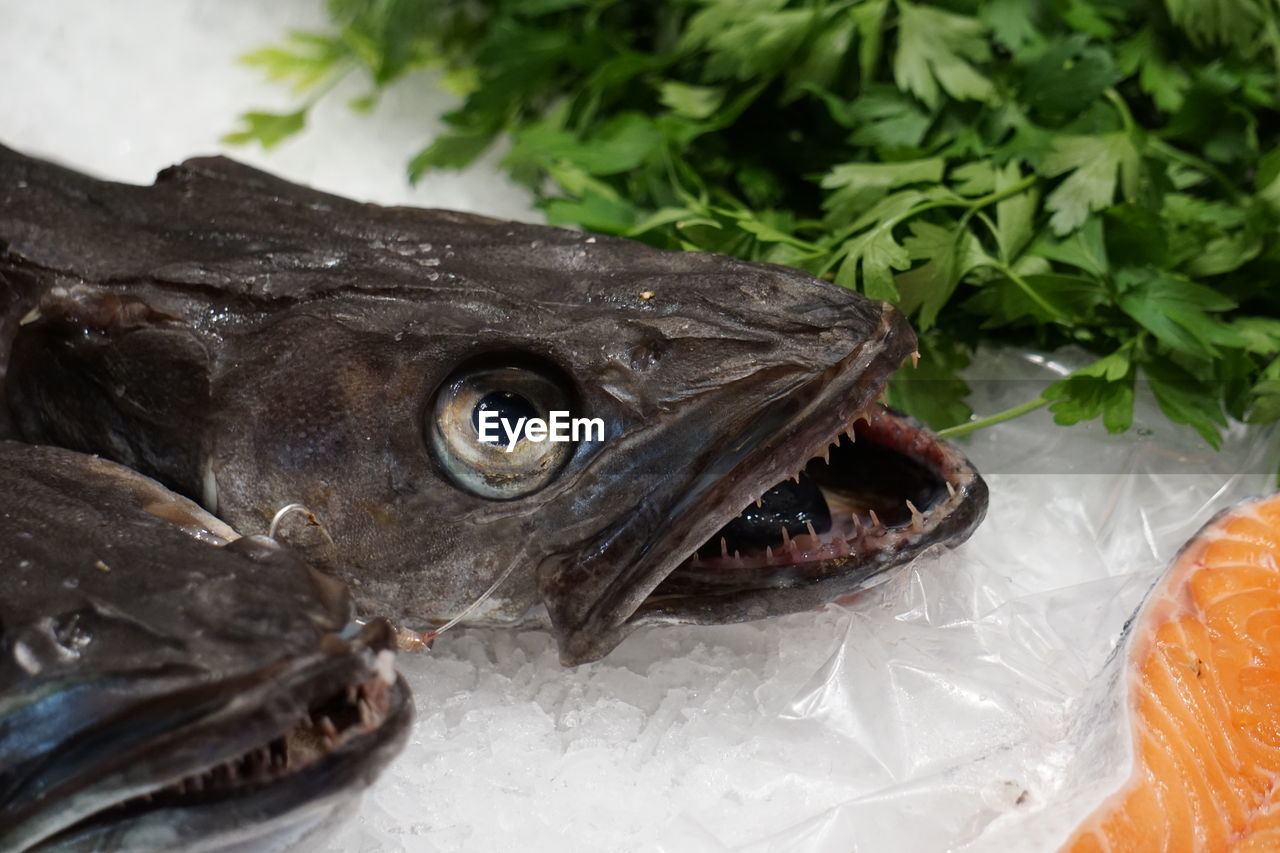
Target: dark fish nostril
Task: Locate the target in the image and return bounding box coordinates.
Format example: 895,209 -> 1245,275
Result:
697,472 -> 832,558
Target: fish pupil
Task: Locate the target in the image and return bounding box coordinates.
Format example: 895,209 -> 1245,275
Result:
472,391 -> 539,444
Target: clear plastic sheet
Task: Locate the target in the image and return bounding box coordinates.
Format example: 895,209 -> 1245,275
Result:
321,348 -> 1277,853
5,6 -> 1277,849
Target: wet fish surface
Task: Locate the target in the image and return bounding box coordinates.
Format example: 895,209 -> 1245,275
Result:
0,441 -> 412,851
0,143 -> 988,665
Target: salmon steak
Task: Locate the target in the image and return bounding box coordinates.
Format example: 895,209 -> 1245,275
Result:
1062,493 -> 1280,852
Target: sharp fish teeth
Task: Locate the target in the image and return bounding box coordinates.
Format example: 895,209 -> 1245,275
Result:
906,500 -> 924,531
946,481 -> 957,499
720,537 -> 729,559
868,510 -> 883,532
755,495 -> 763,508
805,521 -> 817,538
780,526 -> 791,546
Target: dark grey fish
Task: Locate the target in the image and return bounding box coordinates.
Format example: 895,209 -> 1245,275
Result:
0,441 -> 412,852
0,144 -> 987,665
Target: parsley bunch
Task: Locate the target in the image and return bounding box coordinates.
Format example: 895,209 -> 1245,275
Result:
232,0 -> 1280,449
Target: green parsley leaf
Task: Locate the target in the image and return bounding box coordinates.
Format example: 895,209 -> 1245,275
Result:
1044,346 -> 1136,433
1042,133 -> 1142,235
832,221 -> 911,300
221,109 -> 307,149
895,220 -> 992,329
1114,268 -> 1239,359
893,1 -> 996,109
1144,356 -> 1228,448
240,32 -> 349,94
658,81 -> 725,120
820,158 -> 945,228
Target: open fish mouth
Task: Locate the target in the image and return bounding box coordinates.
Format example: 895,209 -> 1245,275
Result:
620,321 -> 988,633
100,646 -> 402,813
14,621 -> 412,851
652,402 -> 984,601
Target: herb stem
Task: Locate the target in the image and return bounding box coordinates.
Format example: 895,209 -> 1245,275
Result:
828,173 -> 1040,248
1103,88 -> 1137,134
997,262 -> 1067,322
1147,139 -> 1244,201
906,174 -> 1039,221
937,395 -> 1051,439
967,174 -> 1040,209
302,59 -> 357,110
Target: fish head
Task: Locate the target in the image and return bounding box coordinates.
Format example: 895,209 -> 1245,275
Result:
194,219 -> 942,652
0,442 -> 412,851
2,148 -> 988,666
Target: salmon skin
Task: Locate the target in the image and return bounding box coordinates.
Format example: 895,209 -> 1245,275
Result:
1062,493 -> 1280,852
0,143 -> 987,664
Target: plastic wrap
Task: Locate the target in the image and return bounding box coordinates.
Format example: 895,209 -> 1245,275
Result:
6,6 -> 1277,849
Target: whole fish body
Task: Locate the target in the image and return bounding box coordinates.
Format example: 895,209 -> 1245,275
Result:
0,143 -> 988,666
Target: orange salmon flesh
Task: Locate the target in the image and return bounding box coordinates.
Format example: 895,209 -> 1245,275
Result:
1063,494 -> 1280,852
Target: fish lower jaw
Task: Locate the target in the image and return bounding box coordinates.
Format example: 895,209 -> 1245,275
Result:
685,512 -> 918,574
80,647 -> 401,827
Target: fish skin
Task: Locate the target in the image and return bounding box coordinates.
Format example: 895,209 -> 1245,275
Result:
0,441 -> 412,851
0,144 -> 984,664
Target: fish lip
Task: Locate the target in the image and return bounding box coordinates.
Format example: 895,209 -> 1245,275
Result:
556,304 -> 987,664
5,620 -> 412,851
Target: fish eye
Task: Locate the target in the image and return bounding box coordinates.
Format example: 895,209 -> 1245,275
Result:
429,362 -> 576,500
